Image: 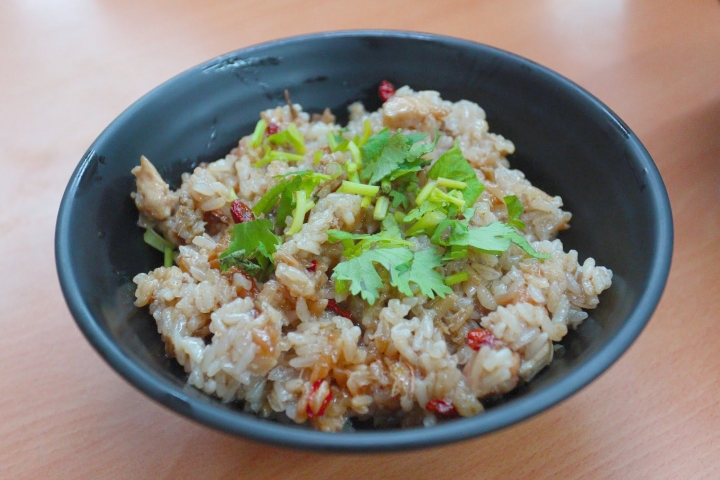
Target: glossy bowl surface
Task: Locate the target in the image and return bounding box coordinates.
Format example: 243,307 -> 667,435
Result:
55,30 -> 673,452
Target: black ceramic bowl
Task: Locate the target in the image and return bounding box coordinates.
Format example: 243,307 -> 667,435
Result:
55,31 -> 672,452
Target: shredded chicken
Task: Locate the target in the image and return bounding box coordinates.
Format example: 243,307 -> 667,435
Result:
131,156 -> 178,220
382,95 -> 450,130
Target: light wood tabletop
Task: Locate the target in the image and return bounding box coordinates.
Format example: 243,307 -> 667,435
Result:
2,0 -> 719,478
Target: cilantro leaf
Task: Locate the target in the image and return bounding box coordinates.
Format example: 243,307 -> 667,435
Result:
275,178 -> 300,230
403,200 -> 445,223
430,218 -> 469,246
465,222 -> 532,255
431,221 -> 549,259
404,132 -> 428,144
327,227 -> 413,259
332,249 -> 403,305
220,219 -> 279,260
427,142 -> 484,210
218,219 -> 281,279
331,247 -> 450,305
252,171 -> 329,230
359,128 -> 390,163
393,248 -> 452,299
220,251 -> 263,277
360,130 -> 436,186
407,133 -> 437,159
388,165 -> 422,181
381,214 -> 403,238
361,132 -> 409,185
389,190 -> 408,209
504,195 -> 526,230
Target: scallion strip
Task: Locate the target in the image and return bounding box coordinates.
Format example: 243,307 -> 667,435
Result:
437,177 -> 468,190
415,180 -> 438,205
286,123 -> 306,154
327,132 -> 339,151
373,196 -> 389,220
253,145 -> 273,168
357,119 -> 372,147
256,150 -> 305,167
405,210 -> 446,236
445,271 -> 469,286
347,140 -> 361,165
163,247 -> 173,268
287,190 -> 315,235
249,119 -> 268,148
143,228 -> 173,252
430,188 -> 466,208
337,181 -> 379,197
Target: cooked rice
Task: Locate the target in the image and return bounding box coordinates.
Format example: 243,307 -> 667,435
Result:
131,86 -> 612,431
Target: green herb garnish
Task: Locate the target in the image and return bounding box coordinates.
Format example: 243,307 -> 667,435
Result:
143,227 -> 175,268
359,129 -> 435,186
252,170 -> 330,230
426,141 -> 484,216
444,270 -> 469,286
218,219 -> 280,280
504,195 -> 526,230
266,123 -> 306,155
249,119 -> 268,149
331,247 -> 451,305
431,220 -> 549,259
327,226 -> 413,260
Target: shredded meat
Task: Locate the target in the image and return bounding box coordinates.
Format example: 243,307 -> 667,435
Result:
131,156 -> 178,220
382,95 -> 450,130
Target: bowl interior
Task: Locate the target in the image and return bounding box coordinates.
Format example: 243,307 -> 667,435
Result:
56,31 -> 672,451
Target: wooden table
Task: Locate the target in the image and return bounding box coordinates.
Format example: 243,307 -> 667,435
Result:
2,1 -> 719,478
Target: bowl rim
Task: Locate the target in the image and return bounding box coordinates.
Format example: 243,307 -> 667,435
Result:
55,29 -> 674,452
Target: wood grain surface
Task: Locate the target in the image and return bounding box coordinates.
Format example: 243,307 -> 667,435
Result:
2,0 -> 719,478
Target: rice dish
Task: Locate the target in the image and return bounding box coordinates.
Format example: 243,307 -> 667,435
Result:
131,85 -> 612,431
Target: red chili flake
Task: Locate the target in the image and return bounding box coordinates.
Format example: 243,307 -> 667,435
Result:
306,380 -> 333,418
378,80 -> 395,102
467,328 -> 495,350
326,299 -> 354,321
425,399 -> 458,418
307,260 -> 318,273
266,122 -> 280,135
230,199 -> 255,224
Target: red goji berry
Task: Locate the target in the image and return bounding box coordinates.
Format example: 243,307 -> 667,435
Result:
230,199 -> 255,224
467,328 -> 495,350
425,399 -> 458,417
266,122 -> 280,135
378,80 -> 395,102
307,260 -> 318,273
326,299 -> 354,321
